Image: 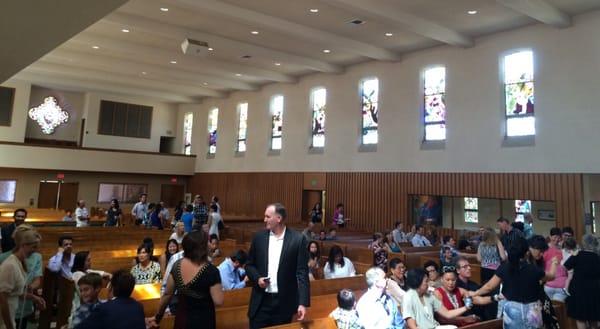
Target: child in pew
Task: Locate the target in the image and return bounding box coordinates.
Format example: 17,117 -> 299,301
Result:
329,289 -> 363,329
67,273 -> 104,329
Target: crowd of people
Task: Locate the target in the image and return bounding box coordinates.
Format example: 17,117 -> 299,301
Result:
1,201 -> 600,329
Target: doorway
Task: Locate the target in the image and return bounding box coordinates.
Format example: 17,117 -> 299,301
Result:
302,190 -> 325,223
161,184 -> 185,207
38,181 -> 79,210
159,136 -> 175,154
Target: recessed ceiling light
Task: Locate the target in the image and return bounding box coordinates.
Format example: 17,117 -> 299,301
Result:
92,45 -> 100,49
141,71 -> 147,75
385,32 -> 393,37
203,82 -> 208,85
160,7 -> 169,12
322,49 -> 331,53
349,19 -> 365,25
121,28 -> 130,33
170,60 -> 177,64
274,62 -> 281,66
235,73 -> 242,77
251,31 -> 259,35
467,10 -> 478,15
208,47 -> 214,51
309,8 -> 319,13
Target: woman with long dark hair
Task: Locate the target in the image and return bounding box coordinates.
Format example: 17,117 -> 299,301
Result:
307,241 -> 320,281
158,239 -> 180,277
105,198 -> 122,227
152,231 -> 224,329
468,237 -> 558,329
323,245 -> 355,279
310,202 -> 323,224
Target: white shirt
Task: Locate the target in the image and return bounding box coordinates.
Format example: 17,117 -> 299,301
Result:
266,227 -> 286,293
411,234 -> 432,247
161,250 -> 184,295
169,232 -> 185,245
323,257 -> 356,279
75,207 -> 89,227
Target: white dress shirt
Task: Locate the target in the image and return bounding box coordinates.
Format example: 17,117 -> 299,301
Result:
75,207 -> 89,227
323,257 -> 356,279
266,227 -> 286,293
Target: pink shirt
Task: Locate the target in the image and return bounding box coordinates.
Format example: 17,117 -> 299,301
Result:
544,246 -> 567,288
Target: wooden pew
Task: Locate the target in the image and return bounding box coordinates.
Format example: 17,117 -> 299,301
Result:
38,269 -> 75,329
267,317 -> 337,329
462,319 -> 502,328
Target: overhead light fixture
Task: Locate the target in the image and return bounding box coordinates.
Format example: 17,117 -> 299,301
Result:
385,32 -> 393,37
160,7 -> 169,12
208,47 -> 214,51
322,49 -> 331,53
235,73 -> 242,77
121,28 -> 130,33
203,82 -> 208,85
141,71 -> 147,75
274,62 -> 281,66
309,8 -> 319,13
251,31 -> 259,35
467,10 -> 478,15
92,45 -> 100,49
170,60 -> 177,64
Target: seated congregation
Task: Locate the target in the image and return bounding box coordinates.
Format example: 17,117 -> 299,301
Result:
0,202 -> 599,329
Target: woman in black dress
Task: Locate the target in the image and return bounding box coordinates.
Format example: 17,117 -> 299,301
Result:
153,231 -> 224,329
310,202 -> 323,224
105,198 -> 122,226
564,234 -> 600,329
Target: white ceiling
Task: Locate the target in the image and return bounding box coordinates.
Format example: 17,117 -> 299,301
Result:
10,0 -> 600,103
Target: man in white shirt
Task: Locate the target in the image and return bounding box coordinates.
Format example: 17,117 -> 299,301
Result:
392,221 -> 408,244
411,225 -> 432,247
356,267 -> 405,328
75,200 -> 90,227
48,235 -> 75,280
131,194 -> 148,225
245,203 -> 310,329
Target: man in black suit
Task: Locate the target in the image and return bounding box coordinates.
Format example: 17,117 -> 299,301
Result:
0,208 -> 26,252
246,203 -> 310,329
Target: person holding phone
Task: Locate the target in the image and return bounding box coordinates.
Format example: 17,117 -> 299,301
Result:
245,203 -> 310,329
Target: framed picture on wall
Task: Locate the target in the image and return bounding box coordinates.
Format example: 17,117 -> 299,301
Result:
123,184 -> 148,203
538,209 -> 555,221
97,183 -> 124,203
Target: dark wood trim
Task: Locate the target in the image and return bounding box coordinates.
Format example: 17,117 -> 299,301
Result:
0,86 -> 16,127
0,140 -> 196,158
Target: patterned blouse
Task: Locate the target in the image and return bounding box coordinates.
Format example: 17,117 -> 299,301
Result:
131,261 -> 161,284
478,243 -> 502,269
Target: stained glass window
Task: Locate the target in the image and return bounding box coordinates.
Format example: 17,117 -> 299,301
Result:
183,112 -> 193,155
504,50 -> 535,137
207,108 -> 218,154
311,88 -> 326,148
0,180 -> 16,203
464,197 -> 478,223
360,78 -> 379,145
237,103 -> 248,152
515,199 -> 531,222
424,67 -> 446,141
270,95 -> 284,150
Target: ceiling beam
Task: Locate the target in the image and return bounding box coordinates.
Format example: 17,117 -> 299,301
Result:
104,12 -> 343,74
322,0 -> 473,47
46,46 -> 257,91
14,72 -> 198,103
172,0 -> 401,61
496,0 -> 571,28
23,62 -> 224,98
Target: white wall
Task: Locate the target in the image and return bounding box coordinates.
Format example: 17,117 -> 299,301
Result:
26,85 -> 84,141
0,79 -> 30,142
193,11 -> 600,173
82,91 -> 178,152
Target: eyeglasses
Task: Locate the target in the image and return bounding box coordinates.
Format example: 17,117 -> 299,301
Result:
442,266 -> 456,273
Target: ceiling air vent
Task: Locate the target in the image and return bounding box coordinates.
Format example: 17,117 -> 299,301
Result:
181,38 -> 210,57
349,19 -> 365,25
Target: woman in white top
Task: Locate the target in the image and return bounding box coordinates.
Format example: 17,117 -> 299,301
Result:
207,204 -> 222,238
323,245 -> 356,279
0,225 -> 44,329
169,222 -> 186,245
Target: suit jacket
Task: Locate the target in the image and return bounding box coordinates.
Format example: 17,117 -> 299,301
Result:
246,227 -> 310,319
75,297 -> 145,329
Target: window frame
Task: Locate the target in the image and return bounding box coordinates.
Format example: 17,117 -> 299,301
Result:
422,66 -> 447,142
463,197 -> 479,223
0,179 -> 17,203
182,112 -> 193,155
501,49 -> 536,139
97,100 -> 153,139
269,94 -> 284,152
207,107 -> 219,155
310,87 -> 327,149
236,102 -> 249,153
514,199 -> 532,222
359,77 -> 379,147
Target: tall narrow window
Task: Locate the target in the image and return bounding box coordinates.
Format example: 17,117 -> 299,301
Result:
311,88 -> 326,148
504,50 -> 535,137
515,199 -> 531,222
270,95 -> 284,150
464,197 -> 478,223
360,78 -> 379,145
183,112 -> 193,155
207,107 -> 218,154
237,102 -> 248,152
424,67 -> 446,141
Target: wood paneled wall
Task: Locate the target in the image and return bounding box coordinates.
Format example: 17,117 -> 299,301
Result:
191,172 -> 584,237
189,172 -> 304,221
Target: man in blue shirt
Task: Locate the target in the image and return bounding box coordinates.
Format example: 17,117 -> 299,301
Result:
218,250 -> 248,290
411,225 -> 432,247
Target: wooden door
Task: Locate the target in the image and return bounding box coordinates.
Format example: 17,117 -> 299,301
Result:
160,184 -> 185,207
58,182 -> 79,211
302,190 -> 323,222
38,182 -> 59,208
